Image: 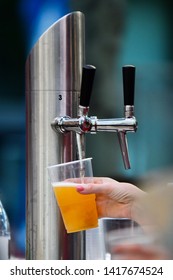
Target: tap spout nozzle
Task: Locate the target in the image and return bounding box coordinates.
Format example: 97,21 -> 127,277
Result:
118,131 -> 131,169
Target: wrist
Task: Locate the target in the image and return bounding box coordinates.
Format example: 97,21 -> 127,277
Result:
131,192 -> 149,226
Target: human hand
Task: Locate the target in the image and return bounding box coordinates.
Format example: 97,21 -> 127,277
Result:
74,177 -> 145,223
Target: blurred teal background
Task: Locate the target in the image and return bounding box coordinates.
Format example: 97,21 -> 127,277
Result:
0,0 -> 173,258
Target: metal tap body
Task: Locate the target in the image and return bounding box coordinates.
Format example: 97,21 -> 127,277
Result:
26,12 -> 85,260
52,105 -> 137,169
52,109 -> 136,134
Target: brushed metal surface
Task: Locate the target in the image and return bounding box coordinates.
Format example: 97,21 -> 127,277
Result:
26,11 -> 85,259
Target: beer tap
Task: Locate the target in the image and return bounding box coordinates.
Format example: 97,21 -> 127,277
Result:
76,65 -> 96,160
118,65 -> 136,169
51,65 -> 137,169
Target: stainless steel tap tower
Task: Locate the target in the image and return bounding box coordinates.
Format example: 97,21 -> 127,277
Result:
26,12 -> 85,259
26,11 -> 137,260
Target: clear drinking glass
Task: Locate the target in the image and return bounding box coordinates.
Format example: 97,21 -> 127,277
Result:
105,219 -> 153,259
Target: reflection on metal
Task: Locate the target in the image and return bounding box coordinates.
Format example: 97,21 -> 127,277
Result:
26,12 -> 85,259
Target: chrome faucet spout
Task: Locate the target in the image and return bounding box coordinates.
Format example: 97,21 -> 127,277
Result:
92,117 -> 137,133
118,131 -> 131,169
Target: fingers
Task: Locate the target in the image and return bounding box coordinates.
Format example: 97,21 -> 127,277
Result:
76,182 -> 115,195
65,177 -> 117,195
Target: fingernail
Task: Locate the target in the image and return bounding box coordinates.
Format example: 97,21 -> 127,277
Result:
76,186 -> 85,192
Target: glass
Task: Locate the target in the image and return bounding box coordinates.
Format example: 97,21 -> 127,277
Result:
105,219 -> 153,259
48,158 -> 98,233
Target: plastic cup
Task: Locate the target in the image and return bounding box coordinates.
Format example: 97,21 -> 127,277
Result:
47,158 -> 98,233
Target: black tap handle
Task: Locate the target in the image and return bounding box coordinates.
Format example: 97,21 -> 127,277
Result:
80,65 -> 96,107
122,65 -> 135,106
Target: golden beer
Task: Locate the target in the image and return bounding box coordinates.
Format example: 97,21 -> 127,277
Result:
53,182 -> 98,233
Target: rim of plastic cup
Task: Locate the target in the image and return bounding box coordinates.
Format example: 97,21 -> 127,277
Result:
47,157 -> 93,169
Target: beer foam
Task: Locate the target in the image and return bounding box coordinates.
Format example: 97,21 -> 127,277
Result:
52,181 -> 78,187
